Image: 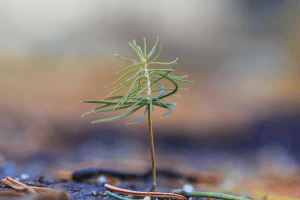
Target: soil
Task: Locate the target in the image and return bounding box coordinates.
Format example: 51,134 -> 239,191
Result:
2,167 -> 300,200
0,167 -> 243,200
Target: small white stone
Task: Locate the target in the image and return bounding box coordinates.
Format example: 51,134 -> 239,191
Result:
97,175 -> 106,184
183,184 -> 194,193
21,174 -> 29,180
143,196 -> 151,200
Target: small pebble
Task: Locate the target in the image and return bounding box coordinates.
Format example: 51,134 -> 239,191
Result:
97,175 -> 106,184
183,184 -> 194,193
21,174 -> 29,180
143,196 -> 150,200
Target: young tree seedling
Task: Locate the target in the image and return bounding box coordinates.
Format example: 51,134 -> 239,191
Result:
81,37 -> 192,191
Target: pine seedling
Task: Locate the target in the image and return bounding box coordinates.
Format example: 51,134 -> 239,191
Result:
81,37 -> 192,191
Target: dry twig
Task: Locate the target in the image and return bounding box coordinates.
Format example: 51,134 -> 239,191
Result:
1,176 -> 70,200
105,183 -> 187,200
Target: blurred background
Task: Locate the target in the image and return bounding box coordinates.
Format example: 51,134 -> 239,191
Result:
0,0 -> 300,197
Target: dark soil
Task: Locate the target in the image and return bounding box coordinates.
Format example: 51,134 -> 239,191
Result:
0,168 -> 233,200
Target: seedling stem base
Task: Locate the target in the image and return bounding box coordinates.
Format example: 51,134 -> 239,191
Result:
147,104 -> 156,192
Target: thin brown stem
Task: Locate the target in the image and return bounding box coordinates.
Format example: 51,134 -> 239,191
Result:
147,103 -> 156,192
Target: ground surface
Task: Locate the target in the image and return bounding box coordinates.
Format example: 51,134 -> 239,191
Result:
0,167 -> 248,200
1,169 -> 300,200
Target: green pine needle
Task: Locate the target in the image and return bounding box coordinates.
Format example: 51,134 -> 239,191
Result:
81,37 -> 192,123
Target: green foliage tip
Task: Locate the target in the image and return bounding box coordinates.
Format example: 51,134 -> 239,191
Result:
81,37 -> 192,124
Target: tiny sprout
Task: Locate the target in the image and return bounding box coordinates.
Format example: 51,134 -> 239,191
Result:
81,37 -> 192,191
